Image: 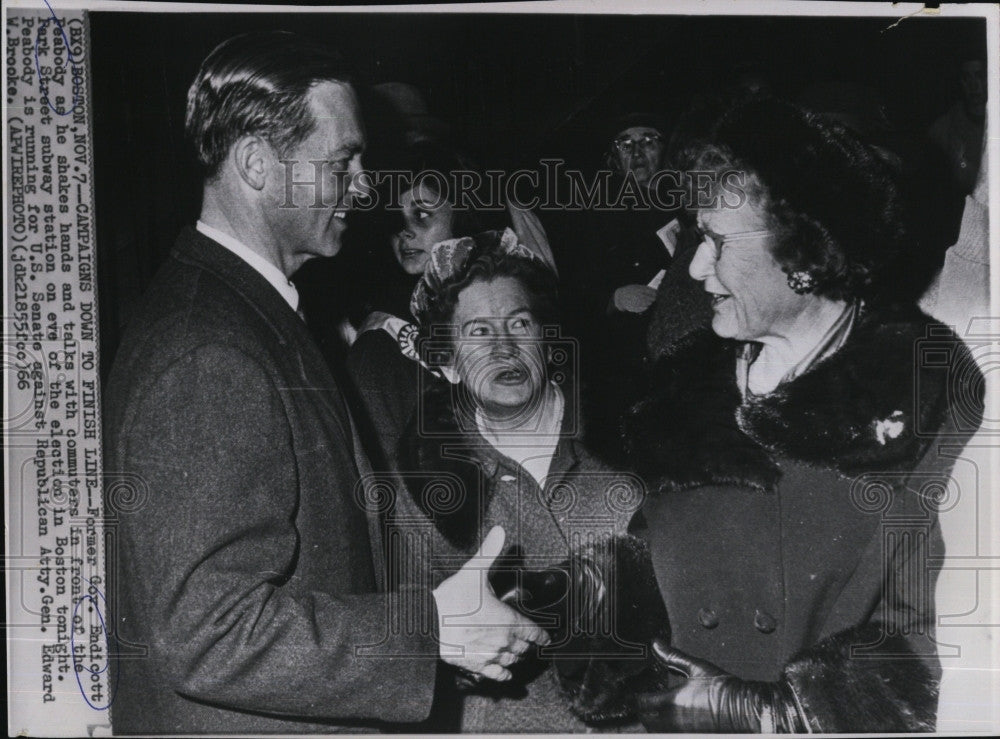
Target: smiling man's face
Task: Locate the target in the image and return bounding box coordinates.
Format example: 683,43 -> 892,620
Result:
263,81 -> 365,275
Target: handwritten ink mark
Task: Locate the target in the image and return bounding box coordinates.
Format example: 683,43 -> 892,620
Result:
70,578 -> 118,710
33,0 -> 80,117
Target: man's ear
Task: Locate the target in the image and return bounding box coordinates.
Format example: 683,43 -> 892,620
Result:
232,135 -> 268,191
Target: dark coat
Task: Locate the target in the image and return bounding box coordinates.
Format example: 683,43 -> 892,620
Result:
623,304 -> 984,733
394,380 -> 642,732
103,227 -> 439,734
344,324 -> 424,470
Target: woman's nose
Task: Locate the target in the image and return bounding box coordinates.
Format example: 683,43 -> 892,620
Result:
489,334 -> 517,357
688,239 -> 716,282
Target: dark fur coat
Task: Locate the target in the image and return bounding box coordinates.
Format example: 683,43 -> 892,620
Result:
623,303 -> 984,732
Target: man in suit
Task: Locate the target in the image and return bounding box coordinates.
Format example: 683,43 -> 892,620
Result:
103,31 -> 546,734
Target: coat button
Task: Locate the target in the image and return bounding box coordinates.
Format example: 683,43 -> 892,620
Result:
697,607 -> 719,629
754,609 -> 777,634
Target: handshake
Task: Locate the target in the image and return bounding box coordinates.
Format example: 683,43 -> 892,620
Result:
431,526 -> 672,724
431,528 -> 806,731
431,526 -> 552,682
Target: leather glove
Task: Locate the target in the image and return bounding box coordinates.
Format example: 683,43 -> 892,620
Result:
635,639 -> 806,733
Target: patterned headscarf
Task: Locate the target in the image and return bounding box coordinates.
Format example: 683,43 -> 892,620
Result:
409,227 -> 541,324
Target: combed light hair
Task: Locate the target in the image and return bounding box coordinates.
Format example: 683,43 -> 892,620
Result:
185,31 -> 352,178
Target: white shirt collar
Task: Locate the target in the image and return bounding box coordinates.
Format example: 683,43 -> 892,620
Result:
196,220 -> 300,312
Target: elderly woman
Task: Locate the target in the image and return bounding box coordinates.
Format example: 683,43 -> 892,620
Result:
392,228 -> 655,732
624,99 -> 984,733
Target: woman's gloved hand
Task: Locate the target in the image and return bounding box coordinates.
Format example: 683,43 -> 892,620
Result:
635,639 -> 806,733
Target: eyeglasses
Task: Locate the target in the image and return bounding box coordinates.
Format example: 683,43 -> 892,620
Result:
611,133 -> 663,156
693,225 -> 773,260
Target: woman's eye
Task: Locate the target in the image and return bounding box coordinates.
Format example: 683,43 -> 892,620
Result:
469,326 -> 489,337
416,210 -> 432,222
509,318 -> 530,332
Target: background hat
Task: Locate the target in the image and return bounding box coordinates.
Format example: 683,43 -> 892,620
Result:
370,82 -> 451,144
604,111 -> 669,146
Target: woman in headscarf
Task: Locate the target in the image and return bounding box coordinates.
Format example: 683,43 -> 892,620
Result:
391,228 -> 661,732
345,142 -> 557,466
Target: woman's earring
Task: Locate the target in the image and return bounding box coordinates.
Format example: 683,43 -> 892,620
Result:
787,270 -> 817,295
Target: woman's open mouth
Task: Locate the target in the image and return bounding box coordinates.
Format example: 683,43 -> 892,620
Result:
400,248 -> 424,260
494,367 -> 527,385
709,292 -> 730,307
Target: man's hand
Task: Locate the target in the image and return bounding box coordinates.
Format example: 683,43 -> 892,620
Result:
635,639 -> 805,733
433,526 -> 551,682
612,284 -> 658,314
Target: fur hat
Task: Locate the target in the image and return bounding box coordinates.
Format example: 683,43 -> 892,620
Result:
702,97 -> 908,302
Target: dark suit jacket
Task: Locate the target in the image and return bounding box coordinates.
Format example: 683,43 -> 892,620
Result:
103,227 -> 439,734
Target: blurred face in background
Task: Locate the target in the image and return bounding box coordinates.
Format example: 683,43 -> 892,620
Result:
391,181 -> 456,275
959,60 -> 987,121
610,126 -> 665,188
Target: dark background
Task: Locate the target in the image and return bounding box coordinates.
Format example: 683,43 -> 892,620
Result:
90,10 -> 986,376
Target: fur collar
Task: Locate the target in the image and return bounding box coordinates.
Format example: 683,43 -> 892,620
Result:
624,304 -> 983,494
398,377 -> 584,550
